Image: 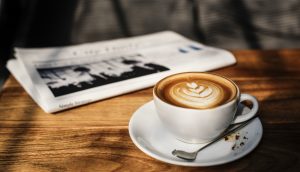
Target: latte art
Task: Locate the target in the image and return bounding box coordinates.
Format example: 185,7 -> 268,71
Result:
155,73 -> 237,109
166,80 -> 225,109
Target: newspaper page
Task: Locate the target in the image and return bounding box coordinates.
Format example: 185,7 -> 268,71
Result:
7,31 -> 236,113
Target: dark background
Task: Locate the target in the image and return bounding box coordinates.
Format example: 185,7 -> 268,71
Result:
1,0 -> 300,69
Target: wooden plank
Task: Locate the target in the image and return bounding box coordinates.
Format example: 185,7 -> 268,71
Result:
0,123 -> 299,171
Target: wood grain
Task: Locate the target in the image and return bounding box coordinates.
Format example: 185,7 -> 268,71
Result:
0,49 -> 300,171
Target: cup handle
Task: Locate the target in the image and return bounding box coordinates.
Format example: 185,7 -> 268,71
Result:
232,93 -> 259,124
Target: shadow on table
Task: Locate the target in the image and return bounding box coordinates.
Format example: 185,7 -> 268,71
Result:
0,103 -> 37,171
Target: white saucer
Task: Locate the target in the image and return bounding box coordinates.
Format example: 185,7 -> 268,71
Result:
128,101 -> 263,166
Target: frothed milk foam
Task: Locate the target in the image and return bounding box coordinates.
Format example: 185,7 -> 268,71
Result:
155,73 -> 237,109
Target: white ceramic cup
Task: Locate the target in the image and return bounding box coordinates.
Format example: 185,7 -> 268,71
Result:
153,72 -> 259,143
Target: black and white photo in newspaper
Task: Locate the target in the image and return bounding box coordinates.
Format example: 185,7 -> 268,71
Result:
36,54 -> 169,97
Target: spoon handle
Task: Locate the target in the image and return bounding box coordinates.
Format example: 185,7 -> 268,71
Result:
196,116 -> 257,152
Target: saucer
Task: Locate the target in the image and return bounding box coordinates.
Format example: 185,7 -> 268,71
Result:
128,101 -> 263,166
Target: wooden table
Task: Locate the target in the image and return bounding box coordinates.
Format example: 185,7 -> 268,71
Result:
0,49 -> 299,171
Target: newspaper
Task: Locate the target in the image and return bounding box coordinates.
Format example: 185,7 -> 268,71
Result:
6,31 -> 236,113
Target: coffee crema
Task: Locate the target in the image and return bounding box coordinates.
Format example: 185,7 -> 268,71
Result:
155,73 -> 237,109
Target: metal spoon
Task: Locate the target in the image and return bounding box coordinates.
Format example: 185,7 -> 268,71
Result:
172,117 -> 256,161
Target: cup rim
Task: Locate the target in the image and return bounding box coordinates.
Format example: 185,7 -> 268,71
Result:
153,72 -> 240,111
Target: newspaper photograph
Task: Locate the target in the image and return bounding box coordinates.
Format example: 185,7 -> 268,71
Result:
36,54 -> 169,97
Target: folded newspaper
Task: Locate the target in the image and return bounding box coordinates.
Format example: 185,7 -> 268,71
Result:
7,31 -> 236,113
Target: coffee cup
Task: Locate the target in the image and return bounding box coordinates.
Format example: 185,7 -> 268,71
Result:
153,72 -> 258,143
